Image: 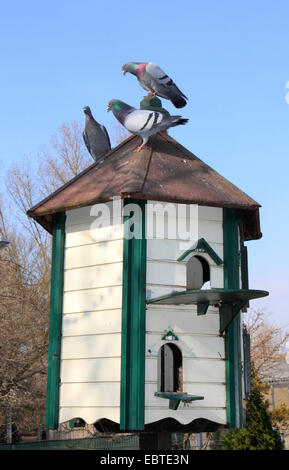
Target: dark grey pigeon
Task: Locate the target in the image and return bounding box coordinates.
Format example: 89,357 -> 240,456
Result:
83,106 -> 111,162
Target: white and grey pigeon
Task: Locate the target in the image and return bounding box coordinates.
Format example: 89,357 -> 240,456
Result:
82,106 -> 111,162
107,99 -> 188,152
122,62 -> 188,108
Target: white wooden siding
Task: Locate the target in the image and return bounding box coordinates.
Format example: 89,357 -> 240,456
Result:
145,203 -> 226,426
59,202 -> 123,425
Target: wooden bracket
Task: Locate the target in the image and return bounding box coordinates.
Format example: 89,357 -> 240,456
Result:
197,301 -> 210,316
219,301 -> 248,334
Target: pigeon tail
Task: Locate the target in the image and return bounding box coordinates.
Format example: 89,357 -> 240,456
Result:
170,117 -> 189,127
171,96 -> 187,108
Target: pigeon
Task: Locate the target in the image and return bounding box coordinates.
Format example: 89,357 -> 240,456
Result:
122,62 -> 188,108
107,99 -> 188,152
82,106 -> 111,162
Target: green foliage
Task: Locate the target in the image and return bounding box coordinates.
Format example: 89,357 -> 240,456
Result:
223,370 -> 283,450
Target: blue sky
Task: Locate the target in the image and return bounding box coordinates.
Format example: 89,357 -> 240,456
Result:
0,1 -> 288,327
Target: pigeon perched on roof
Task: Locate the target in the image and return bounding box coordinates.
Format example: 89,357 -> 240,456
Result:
82,106 -> 111,162
122,62 -> 188,108
107,99 -> 188,152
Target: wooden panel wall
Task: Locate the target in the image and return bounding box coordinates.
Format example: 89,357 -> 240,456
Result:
145,203 -> 226,426
59,202 -> 123,425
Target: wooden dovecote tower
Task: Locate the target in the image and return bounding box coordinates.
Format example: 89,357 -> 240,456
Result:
27,130 -> 268,434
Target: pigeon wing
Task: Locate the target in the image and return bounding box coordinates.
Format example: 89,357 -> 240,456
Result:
144,62 -> 188,108
84,120 -> 111,162
100,124 -> 111,152
123,109 -> 164,134
82,130 -> 91,155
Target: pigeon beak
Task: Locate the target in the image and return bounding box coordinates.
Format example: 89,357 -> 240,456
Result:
107,106 -> 111,112
122,69 -> 126,75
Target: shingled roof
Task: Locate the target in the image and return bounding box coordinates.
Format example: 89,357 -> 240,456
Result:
27,132 -> 262,240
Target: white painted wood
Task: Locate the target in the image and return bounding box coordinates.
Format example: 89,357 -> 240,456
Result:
59,407 -> 120,425
60,358 -> 121,383
66,220 -> 123,247
144,408 -> 226,426
210,266 -> 224,288
145,357 -> 225,384
64,263 -> 123,292
62,310 -> 122,337
146,306 -> 220,335
147,239 -> 187,262
61,333 -> 121,360
63,285 -> 123,313
146,202 -> 198,220
145,382 -> 226,408
146,285 -> 185,299
145,334 -> 225,359
198,206 -> 223,222
183,358 -> 225,383
59,382 -> 120,407
147,261 -> 186,287
64,239 -> 123,270
198,219 -> 223,244
66,201 -> 122,227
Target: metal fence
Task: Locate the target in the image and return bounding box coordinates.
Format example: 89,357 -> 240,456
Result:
0,434 -> 140,450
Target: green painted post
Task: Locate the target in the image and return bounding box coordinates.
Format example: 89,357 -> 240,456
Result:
120,199 -> 147,430
223,209 -> 242,429
45,212 -> 66,430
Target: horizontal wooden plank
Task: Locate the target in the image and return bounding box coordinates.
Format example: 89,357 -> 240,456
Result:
65,220 -> 123,247
146,202 -> 198,220
60,357 -> 121,383
66,201 -> 122,227
64,263 -> 123,292
198,206 -> 223,222
145,357 -> 225,384
183,358 -> 225,383
146,307 -> 220,335
198,219 -> 223,244
145,334 -> 225,359
147,216 -> 199,242
59,406 -> 120,425
146,261 -> 186,287
61,333 -> 121,359
64,239 -> 123,270
62,310 -> 122,336
63,286 -> 123,313
147,239 -> 223,263
59,382 -> 120,407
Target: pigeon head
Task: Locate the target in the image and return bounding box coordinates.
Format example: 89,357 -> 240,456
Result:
83,106 -> 93,116
107,99 -> 125,113
107,100 -> 134,123
122,62 -> 144,76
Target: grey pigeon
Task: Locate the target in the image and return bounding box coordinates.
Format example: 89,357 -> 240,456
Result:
107,99 -> 188,152
83,106 -> 111,162
122,62 -> 188,108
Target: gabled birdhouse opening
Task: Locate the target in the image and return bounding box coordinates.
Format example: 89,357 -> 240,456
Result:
158,343 -> 183,393
186,255 -> 210,290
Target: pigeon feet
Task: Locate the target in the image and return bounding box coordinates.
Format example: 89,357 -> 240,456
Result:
148,92 -> 157,97
134,144 -> 145,153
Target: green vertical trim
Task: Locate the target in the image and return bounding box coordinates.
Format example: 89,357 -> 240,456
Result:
223,209 -> 242,429
120,199 -> 147,430
45,212 -> 66,430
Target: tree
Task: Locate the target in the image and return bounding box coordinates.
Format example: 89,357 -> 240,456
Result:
222,367 -> 283,450
243,308 -> 289,381
0,121 -> 94,436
